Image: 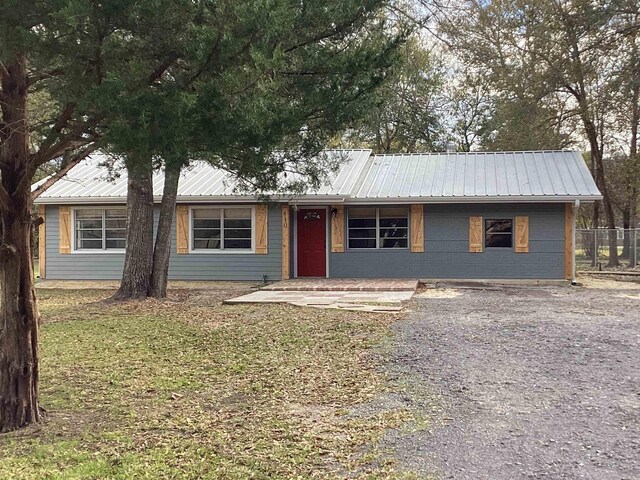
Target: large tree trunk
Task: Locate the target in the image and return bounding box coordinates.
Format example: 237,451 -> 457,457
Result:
0,56 -> 41,432
113,157 -> 155,300
149,162 -> 181,299
585,125 -> 619,266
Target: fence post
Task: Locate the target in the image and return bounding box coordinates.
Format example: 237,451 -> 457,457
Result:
631,229 -> 637,268
592,230 -> 598,267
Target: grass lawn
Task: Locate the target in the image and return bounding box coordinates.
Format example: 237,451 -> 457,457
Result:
0,287 -> 419,479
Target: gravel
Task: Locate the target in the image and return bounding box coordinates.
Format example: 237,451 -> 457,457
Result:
384,283 -> 640,479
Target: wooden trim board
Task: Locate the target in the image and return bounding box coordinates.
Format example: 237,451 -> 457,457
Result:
281,205 -> 290,279
38,205 -> 46,278
565,203 -> 573,280
410,204 -> 424,252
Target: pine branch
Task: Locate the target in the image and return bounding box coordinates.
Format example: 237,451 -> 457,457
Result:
31,144 -> 98,200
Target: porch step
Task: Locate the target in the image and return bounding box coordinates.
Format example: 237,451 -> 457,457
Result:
262,278 -> 419,292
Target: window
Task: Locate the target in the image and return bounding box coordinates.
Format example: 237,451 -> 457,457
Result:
348,207 -> 408,249
192,207 -> 253,251
485,219 -> 513,248
74,208 -> 127,251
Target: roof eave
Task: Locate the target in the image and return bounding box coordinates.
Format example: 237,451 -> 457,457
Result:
34,193 -> 603,205
343,195 -> 603,204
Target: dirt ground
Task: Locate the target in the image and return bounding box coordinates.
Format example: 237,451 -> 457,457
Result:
384,277 -> 640,479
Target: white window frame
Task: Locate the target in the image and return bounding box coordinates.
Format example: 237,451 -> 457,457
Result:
71,206 -> 127,254
189,205 -> 256,254
346,207 -> 409,250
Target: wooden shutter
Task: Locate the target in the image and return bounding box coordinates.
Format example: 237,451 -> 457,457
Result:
281,205 -> 290,279
565,203 -> 573,280
38,205 -> 46,278
410,204 -> 424,253
175,205 -> 189,254
255,204 -> 268,254
331,205 -> 344,253
469,216 -> 483,253
514,216 -> 529,253
59,206 -> 71,254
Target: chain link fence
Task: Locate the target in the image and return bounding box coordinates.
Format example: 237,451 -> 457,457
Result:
576,229 -> 639,270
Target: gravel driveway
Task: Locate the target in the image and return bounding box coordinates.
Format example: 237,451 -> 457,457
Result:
385,280 -> 640,479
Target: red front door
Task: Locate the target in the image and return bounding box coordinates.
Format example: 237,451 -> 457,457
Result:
297,209 -> 327,277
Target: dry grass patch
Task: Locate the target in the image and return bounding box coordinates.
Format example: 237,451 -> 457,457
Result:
0,288 -> 420,479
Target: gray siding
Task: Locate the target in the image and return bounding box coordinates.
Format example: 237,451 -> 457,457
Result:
329,203 -> 566,279
45,204 -> 282,281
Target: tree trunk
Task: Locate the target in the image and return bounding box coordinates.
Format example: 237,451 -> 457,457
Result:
113,157 -> 155,300
585,127 -> 619,266
0,56 -> 41,432
622,208 -> 631,259
149,162 -> 181,298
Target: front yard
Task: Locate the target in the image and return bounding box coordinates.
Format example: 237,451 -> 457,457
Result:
0,287 -> 417,479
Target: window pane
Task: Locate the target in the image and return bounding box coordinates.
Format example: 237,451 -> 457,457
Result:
76,209 -> 103,219
380,227 -> 408,239
379,217 -> 408,228
105,229 -> 125,239
349,207 -> 376,217
106,239 -> 125,249
349,238 -> 376,249
77,239 -> 102,249
194,239 -> 221,249
225,219 -> 251,229
194,219 -> 221,229
349,218 -> 376,228
194,229 -> 221,239
193,208 -> 221,219
224,228 -> 252,239
105,208 -> 126,218
348,228 -> 376,239
380,207 -> 408,218
76,215 -> 102,230
78,229 -> 102,240
486,234 -> 512,248
224,238 -> 251,249
381,237 -> 408,248
224,208 -> 251,219
485,219 -> 512,234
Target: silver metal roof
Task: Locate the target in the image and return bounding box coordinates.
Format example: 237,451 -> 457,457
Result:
33,150 -> 373,204
34,150 -> 601,204
351,151 -> 601,203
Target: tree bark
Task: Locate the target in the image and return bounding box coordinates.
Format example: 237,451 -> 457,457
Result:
0,56 -> 41,432
622,208 -> 631,259
149,162 -> 181,298
113,157 -> 155,300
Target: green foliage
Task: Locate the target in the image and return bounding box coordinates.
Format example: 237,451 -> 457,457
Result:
67,0 -> 407,191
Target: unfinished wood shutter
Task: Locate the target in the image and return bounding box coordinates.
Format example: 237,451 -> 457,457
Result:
410,204 -> 424,253
38,205 -> 46,278
331,205 -> 344,253
469,216 -> 483,253
281,205 -> 290,279
515,216 -> 529,253
59,206 -> 71,254
176,205 -> 189,254
564,203 -> 573,280
255,204 -> 268,254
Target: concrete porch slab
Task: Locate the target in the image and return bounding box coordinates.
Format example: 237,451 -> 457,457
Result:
262,278 -> 419,292
223,290 -> 414,305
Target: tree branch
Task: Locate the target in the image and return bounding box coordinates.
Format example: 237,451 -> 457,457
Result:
31,144 -> 98,200
27,68 -> 64,87
32,102 -> 77,165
